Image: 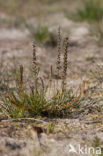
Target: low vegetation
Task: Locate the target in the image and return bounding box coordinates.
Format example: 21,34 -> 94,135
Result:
1,28 -> 85,119
68,0 -> 103,22
26,24 -> 57,46
26,24 -> 48,43
67,0 -> 103,42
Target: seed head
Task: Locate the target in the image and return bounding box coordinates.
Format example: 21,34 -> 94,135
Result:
56,26 -> 61,76
62,37 -> 69,92
32,41 -> 38,78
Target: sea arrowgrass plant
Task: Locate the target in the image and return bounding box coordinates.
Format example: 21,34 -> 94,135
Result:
62,37 -> 69,92
1,30 -> 85,119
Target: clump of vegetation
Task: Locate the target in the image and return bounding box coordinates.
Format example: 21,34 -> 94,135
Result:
32,25 -> 48,43
67,0 -> 103,42
68,0 -> 103,22
25,24 -> 48,43
1,29 -> 85,119
26,24 -> 57,46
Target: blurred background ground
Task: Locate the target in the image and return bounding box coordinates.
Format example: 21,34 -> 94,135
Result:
0,0 -> 103,156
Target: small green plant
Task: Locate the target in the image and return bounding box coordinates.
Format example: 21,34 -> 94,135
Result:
26,24 -> 57,46
33,25 -> 48,43
66,0 -> 103,43
68,0 -> 103,22
1,30 -> 85,119
47,123 -> 55,134
92,136 -> 103,156
93,136 -> 100,148
26,24 -> 48,43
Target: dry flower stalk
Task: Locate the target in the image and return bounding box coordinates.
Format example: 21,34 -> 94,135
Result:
32,42 -> 38,93
18,65 -> 24,97
62,37 -> 69,92
32,42 -> 38,77
56,26 -> 61,76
